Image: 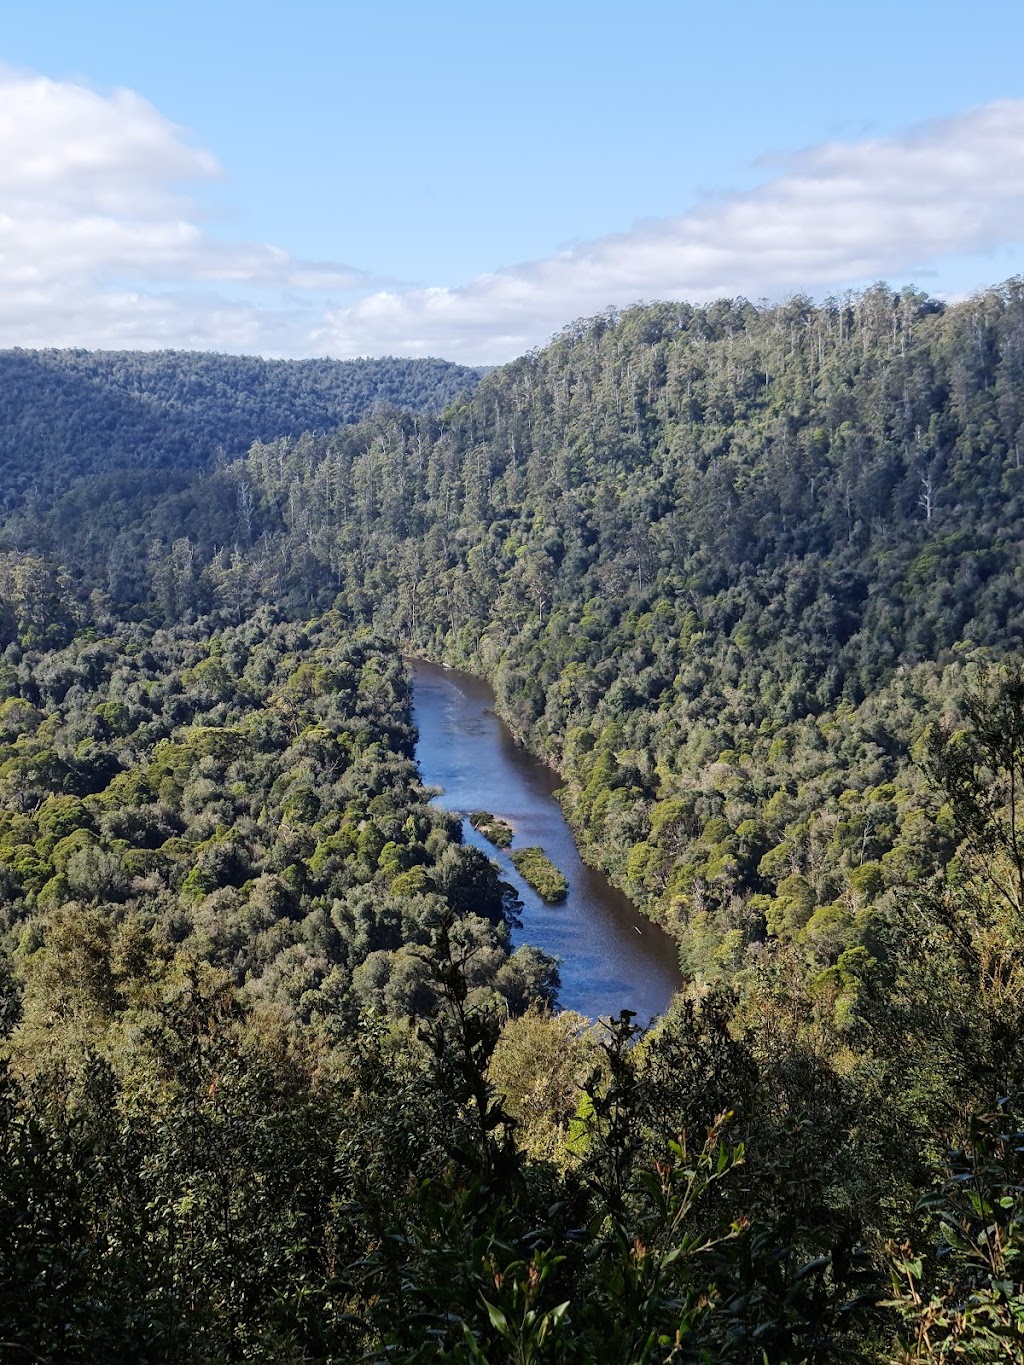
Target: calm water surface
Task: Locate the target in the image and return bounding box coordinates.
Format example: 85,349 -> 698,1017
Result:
411,661 -> 681,1022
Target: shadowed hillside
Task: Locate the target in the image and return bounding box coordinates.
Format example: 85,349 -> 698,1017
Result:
0,347 -> 482,503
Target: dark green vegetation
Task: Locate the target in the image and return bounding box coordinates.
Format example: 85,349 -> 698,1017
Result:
0,347 -> 480,503
511,845 -> 570,901
2,285 -> 1024,1359
171,279 -> 1024,997
470,808 -> 514,846
0,612 -> 552,1027
0,347 -> 479,617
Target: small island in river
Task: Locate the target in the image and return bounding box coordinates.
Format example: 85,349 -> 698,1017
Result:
510,846 -> 569,902
469,810 -> 514,847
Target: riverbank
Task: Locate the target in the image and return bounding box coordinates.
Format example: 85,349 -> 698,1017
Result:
410,659 -> 680,1021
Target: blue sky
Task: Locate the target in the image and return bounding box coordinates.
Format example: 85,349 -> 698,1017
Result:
4,0 -> 1024,361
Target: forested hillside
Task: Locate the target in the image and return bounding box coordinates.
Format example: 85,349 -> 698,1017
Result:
0,347 -> 481,503
7,282 -> 1024,997
2,284 -> 1024,1360
61,278 -> 1015,994
0,611 -> 550,1027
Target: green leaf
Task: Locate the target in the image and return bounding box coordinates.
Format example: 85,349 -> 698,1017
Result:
484,1299 -> 509,1335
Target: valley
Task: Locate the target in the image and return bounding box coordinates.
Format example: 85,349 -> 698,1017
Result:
1,286 -> 1023,1360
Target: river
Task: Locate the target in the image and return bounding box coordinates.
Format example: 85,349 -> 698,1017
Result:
411,660 -> 681,1022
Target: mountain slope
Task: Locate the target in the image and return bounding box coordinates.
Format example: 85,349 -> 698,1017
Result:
212,281 -> 1024,983
0,287 -> 1023,1358
4,282 -> 1024,985
0,347 -> 482,503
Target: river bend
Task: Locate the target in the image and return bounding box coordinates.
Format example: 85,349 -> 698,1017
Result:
411,661 -> 681,1022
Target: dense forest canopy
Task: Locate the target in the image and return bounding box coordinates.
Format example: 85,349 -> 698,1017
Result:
1,284 -> 1024,1360
35,279 -> 1013,992
0,347 -> 482,504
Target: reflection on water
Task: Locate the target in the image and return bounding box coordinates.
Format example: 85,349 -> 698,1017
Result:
411,660 -> 681,1022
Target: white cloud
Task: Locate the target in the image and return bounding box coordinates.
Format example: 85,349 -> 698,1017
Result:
315,100 -> 1024,363
0,67 -> 364,351
0,72 -> 217,214
2,71 -> 1024,361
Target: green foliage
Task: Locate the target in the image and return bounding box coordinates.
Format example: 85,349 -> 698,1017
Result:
8,285 -> 1024,988
471,809 -> 515,847
488,1003 -> 598,1163
6,284 -> 1024,1357
0,347 -> 481,504
51,281 -> 1020,984
0,648 -> 1020,1358
0,609 -> 547,1034
511,846 -> 570,902
885,1102 -> 1024,1361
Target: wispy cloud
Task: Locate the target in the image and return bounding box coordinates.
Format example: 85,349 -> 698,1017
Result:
316,100 -> 1024,362
0,67 -> 364,351
1,71 -> 1024,361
